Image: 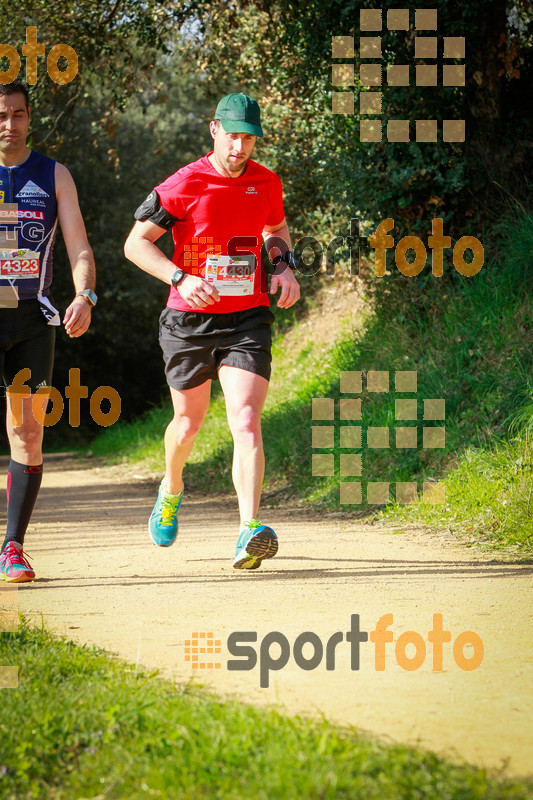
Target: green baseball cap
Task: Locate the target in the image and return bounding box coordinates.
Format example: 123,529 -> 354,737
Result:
214,93 -> 263,137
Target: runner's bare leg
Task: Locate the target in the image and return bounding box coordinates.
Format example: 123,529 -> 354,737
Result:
218,365 -> 269,525
165,382 -> 212,494
6,393 -> 48,465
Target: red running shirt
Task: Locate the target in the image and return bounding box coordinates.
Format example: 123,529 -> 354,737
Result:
155,153 -> 285,313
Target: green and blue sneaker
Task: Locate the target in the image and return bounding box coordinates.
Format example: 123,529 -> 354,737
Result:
233,519 -> 278,570
149,481 -> 183,547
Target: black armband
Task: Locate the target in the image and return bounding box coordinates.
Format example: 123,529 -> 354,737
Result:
134,190 -> 178,231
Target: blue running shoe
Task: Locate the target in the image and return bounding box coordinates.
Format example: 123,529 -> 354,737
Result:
233,519 -> 278,570
149,481 -> 183,547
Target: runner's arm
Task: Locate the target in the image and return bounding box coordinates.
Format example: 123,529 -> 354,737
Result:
124,220 -> 220,308
263,219 -> 300,309
55,162 -> 95,338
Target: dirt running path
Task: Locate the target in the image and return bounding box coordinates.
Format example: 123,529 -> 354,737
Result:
11,454 -> 533,777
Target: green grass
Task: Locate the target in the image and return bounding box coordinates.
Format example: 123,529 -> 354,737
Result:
0,620 -> 531,799
384,434 -> 533,549
91,212 -> 533,550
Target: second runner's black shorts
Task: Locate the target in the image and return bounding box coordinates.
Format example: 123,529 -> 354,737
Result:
0,299 -> 55,393
159,305 -> 275,390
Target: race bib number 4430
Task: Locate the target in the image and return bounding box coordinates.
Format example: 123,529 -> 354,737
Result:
205,255 -> 255,296
0,251 -> 40,279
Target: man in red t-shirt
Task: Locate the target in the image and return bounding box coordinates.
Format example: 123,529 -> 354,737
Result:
124,93 -> 299,570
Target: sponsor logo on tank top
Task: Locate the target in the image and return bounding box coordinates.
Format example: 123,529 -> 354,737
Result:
0,208 -> 45,220
245,186 -> 258,195
16,181 -> 50,199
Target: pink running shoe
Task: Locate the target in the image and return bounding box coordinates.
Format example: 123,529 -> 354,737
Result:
0,541 -> 35,583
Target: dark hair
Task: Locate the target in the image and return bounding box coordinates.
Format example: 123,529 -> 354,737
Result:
0,81 -> 29,111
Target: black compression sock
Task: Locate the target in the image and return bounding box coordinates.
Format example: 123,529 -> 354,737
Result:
1,460 -> 43,553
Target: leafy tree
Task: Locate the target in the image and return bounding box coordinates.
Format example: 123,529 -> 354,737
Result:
0,0 -> 196,143
184,0 -> 533,238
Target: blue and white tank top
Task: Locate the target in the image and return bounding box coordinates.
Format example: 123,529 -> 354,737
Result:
0,150 -> 58,303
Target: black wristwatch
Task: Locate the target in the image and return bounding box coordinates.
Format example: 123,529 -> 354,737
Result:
272,251 -> 298,270
171,269 -> 187,288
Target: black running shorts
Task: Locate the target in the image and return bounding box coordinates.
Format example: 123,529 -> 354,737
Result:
159,305 -> 275,390
0,300 -> 55,393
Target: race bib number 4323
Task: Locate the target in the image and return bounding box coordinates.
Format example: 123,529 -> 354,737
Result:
0,251 -> 40,279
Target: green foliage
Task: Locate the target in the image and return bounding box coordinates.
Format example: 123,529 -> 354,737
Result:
0,620 -> 531,798
0,0 -> 191,141
186,0 -> 532,236
389,435 -> 533,549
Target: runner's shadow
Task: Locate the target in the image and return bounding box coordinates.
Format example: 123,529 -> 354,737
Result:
21,558 -> 533,589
